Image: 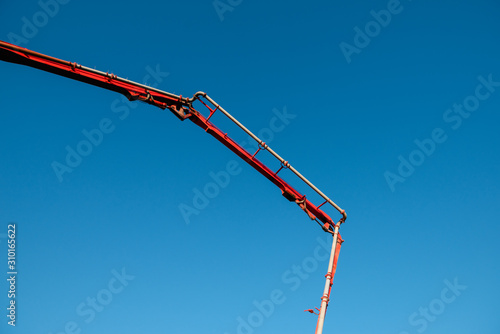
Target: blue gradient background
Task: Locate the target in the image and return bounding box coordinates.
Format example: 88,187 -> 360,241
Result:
1,0 -> 499,333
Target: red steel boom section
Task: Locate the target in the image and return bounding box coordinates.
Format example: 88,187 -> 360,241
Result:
0,40 -> 346,232
0,41 -> 347,333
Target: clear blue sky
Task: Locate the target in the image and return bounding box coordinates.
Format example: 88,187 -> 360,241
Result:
1,0 -> 499,333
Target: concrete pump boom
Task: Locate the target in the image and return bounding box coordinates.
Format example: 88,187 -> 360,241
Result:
0,40 -> 347,333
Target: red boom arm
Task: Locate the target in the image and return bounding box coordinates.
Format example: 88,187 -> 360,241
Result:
0,40 -> 348,333
0,40 -> 346,232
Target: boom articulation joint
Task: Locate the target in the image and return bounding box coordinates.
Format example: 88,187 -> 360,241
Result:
0,40 -> 347,334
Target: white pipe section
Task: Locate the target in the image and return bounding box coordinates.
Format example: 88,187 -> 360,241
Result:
79,64 -> 187,101
192,92 -> 346,221
316,223 -> 340,334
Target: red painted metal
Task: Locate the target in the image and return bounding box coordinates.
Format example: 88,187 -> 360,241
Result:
0,41 -> 189,118
315,234 -> 343,333
0,40 -> 346,232
0,40 -> 347,333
